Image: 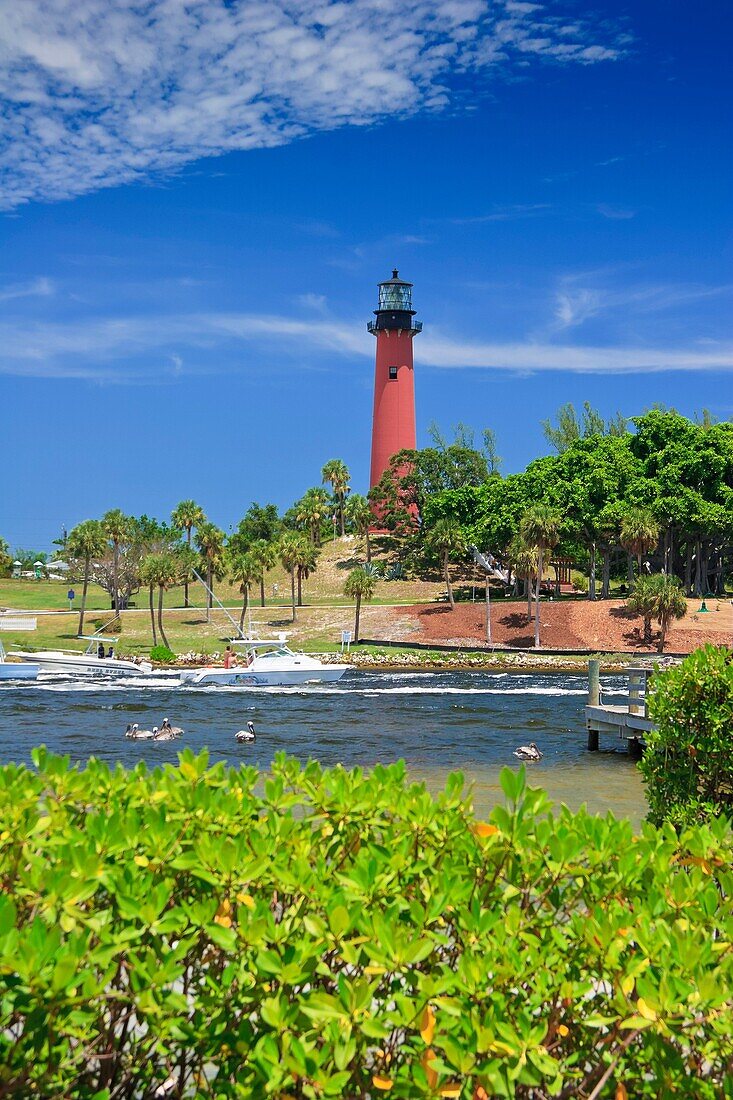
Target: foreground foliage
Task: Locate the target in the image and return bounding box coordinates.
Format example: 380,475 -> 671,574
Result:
643,644 -> 733,827
1,754 -> 732,1098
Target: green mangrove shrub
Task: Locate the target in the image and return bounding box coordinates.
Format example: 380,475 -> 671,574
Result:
150,643 -> 177,663
642,644 -> 733,826
1,752 -> 732,1098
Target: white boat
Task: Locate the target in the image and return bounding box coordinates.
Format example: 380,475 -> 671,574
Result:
0,640 -> 39,680
11,634 -> 153,678
179,636 -> 351,687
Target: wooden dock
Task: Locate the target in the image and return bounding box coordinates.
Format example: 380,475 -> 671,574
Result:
585,662 -> 653,756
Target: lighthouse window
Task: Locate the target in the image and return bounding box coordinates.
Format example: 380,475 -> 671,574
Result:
389,366 -> 398,380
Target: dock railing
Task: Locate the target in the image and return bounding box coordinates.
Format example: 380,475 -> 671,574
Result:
586,661 -> 653,753
599,666 -> 649,718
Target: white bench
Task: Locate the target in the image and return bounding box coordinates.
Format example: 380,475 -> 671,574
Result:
0,617 -> 38,631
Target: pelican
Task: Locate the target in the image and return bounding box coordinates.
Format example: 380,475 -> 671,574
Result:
159,718 -> 183,737
514,741 -> 543,762
153,725 -> 177,742
235,721 -> 256,743
126,723 -> 155,740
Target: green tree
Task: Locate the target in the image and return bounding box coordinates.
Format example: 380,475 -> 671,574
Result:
507,535 -> 538,622
481,428 -> 502,475
345,493 -> 373,562
139,551 -> 180,650
139,553 -> 161,647
296,488 -> 331,545
626,573 -> 660,645
294,539 -> 319,607
321,459 -> 351,537
620,508 -> 660,584
344,565 -> 378,642
231,503 -> 281,547
101,509 -> 132,620
278,532 -> 303,622
0,537 -> 11,577
171,500 -> 205,608
542,401 -> 626,453
426,518 -> 467,611
641,645 -> 733,825
655,574 -> 688,652
195,522 -> 226,623
66,520 -> 107,637
520,505 -> 560,648
228,550 -> 260,631
248,539 -> 277,607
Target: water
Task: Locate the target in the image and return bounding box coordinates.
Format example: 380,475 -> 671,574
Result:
0,669 -> 646,825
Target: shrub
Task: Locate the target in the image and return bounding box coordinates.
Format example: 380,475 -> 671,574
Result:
150,643 -> 176,663
0,753 -> 732,1098
641,644 -> 733,826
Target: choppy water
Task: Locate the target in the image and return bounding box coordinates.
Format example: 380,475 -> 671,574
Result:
0,670 -> 646,825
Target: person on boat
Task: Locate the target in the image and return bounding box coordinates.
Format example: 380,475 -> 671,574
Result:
223,645 -> 237,669
97,642 -> 105,660
107,646 -> 114,658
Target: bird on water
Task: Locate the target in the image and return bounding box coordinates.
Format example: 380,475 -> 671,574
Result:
159,717 -> 183,737
514,742 -> 543,761
235,721 -> 256,743
125,723 -> 155,740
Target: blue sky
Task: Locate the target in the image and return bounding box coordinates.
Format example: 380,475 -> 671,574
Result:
1,0 -> 731,549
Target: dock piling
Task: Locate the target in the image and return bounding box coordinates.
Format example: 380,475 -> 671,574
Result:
587,659 -> 600,750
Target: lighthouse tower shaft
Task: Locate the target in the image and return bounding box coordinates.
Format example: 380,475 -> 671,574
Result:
368,271 -> 422,489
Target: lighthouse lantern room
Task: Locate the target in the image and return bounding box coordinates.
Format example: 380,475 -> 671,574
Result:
368,270 -> 422,489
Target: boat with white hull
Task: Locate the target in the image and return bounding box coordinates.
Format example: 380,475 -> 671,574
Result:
0,640 -> 39,680
12,635 -> 152,678
179,637 -> 351,687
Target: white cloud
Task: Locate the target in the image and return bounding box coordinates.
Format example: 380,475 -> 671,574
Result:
597,202 -> 636,219
0,275 -> 54,301
0,0 -> 626,209
1,308 -> 731,381
552,275 -> 733,331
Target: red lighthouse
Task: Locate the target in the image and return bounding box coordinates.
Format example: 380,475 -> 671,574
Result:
368,270 -> 422,489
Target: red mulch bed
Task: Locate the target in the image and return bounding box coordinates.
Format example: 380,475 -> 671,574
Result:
393,597 -> 732,652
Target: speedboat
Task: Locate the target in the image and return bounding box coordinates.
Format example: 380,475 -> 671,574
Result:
179,636 -> 351,687
0,640 -> 38,680
11,634 -> 153,678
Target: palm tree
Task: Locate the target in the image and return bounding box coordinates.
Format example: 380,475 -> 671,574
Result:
346,493 -> 373,562
278,532 -> 303,622
249,539 -> 277,607
426,518 -> 467,611
102,509 -> 132,621
508,536 -> 538,622
195,522 -> 226,623
620,508 -> 659,587
344,566 -> 378,643
322,459 -> 351,537
296,487 -> 330,545
171,500 -> 205,607
655,575 -> 687,653
66,519 -> 107,636
294,539 -> 319,606
520,505 -> 561,648
228,550 -> 261,631
139,553 -> 159,646
626,574 -> 659,645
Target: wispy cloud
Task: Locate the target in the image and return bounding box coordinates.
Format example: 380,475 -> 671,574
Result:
0,0 -> 626,210
551,274 -> 733,331
597,202 -> 636,219
447,203 -> 552,225
1,309 -> 731,381
0,276 -> 54,302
